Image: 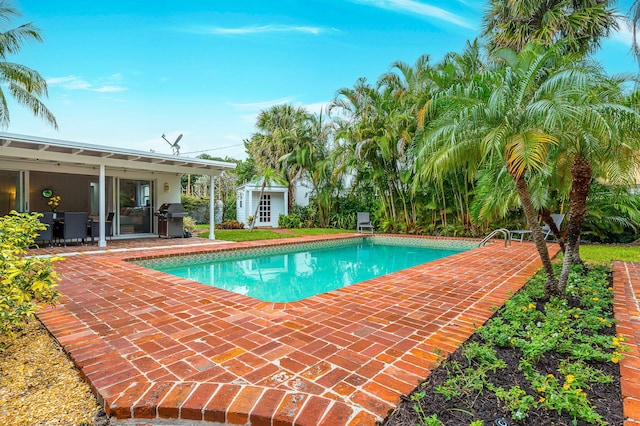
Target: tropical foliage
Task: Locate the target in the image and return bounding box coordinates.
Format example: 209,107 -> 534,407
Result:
0,0 -> 56,129
0,212 -> 59,337
228,0 -> 640,297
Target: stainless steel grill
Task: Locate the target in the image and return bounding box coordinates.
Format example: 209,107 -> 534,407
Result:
156,203 -> 187,238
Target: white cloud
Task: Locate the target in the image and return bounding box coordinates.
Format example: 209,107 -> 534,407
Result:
298,101 -> 331,115
610,16 -> 635,47
93,86 -> 127,93
350,0 -> 474,29
228,96 -> 297,110
46,75 -> 127,93
191,24 -> 336,36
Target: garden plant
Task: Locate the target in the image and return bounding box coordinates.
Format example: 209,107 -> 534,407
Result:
0,212 -> 60,339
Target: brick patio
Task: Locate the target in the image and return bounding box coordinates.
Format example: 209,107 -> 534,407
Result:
33,235 -> 597,425
612,261 -> 640,425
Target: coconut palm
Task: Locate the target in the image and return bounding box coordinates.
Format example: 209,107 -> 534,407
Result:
482,0 -> 619,55
0,1 -> 56,128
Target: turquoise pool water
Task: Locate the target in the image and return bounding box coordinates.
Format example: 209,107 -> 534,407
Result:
145,238 -> 467,303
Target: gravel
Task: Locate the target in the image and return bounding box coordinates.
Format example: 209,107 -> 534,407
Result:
0,319 -> 107,425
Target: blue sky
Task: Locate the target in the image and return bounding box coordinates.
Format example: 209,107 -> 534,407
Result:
6,0 -> 639,160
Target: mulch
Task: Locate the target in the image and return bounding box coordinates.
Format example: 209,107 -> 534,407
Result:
381,308 -> 623,426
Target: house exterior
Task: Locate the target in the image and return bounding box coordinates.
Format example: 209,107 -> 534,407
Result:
0,132 -> 235,246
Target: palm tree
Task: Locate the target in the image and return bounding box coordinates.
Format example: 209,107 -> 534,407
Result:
551,72 -> 640,292
0,1 -> 56,128
482,0 -> 619,55
246,104 -> 312,211
418,43 -> 599,296
631,0 -> 640,61
330,70 -> 423,232
280,111 -> 336,227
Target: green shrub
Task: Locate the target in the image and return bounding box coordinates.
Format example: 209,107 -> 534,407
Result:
216,220 -> 245,230
180,194 -> 208,211
224,197 -> 237,221
278,213 -> 302,229
0,212 -> 60,337
279,205 -> 317,229
183,216 -> 197,233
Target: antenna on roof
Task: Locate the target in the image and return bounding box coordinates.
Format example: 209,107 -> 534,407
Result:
161,133 -> 183,155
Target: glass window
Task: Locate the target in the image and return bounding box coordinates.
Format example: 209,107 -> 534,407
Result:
0,170 -> 19,216
259,194 -> 271,223
119,179 -> 153,234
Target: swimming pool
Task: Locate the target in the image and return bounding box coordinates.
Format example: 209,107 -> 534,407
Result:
136,236 -> 474,303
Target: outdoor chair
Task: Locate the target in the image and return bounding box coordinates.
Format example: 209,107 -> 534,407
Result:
88,211 -> 114,243
510,213 -> 565,242
60,212 -> 89,246
34,212 -> 54,247
357,212 -> 374,234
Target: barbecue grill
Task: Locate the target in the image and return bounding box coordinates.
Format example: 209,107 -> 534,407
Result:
156,203 -> 187,238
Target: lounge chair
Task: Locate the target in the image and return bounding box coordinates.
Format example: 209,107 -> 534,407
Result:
357,212 -> 374,234
510,213 -> 565,242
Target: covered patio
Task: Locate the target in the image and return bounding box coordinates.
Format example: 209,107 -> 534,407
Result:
0,132 -> 235,247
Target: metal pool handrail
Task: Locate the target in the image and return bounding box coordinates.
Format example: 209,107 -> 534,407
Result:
478,228 -> 511,247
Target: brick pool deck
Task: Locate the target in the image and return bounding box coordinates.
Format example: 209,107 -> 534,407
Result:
31,235 -> 637,425
612,261 -> 640,426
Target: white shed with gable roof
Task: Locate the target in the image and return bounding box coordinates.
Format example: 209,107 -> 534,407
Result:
236,178 -> 288,228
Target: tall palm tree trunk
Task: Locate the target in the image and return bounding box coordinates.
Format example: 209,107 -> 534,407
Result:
249,180 -> 267,232
513,174 -> 559,296
558,154 -> 592,293
540,208 -> 566,252
288,183 -> 295,212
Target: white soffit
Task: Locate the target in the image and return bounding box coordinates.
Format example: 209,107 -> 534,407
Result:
0,132 -> 236,176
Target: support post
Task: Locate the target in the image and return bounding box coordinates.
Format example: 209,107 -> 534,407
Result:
209,175 -> 215,240
98,164 -> 107,247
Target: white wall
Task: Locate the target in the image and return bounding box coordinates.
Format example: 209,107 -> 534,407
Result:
294,180 -> 311,207
236,189 -> 248,225
270,192 -> 286,227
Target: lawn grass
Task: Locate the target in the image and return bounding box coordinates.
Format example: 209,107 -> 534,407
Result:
196,227 -> 352,242
198,229 -> 295,241
287,228 -> 352,236
580,244 -> 640,263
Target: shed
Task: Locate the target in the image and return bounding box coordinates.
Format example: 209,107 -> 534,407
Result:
236,178 -> 288,228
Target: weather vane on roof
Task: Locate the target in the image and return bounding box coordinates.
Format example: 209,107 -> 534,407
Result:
162,133 -> 183,156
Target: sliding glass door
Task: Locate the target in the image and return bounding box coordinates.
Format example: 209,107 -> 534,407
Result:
118,179 -> 153,234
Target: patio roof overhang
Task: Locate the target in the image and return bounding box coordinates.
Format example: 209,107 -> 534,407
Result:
0,132 -> 236,176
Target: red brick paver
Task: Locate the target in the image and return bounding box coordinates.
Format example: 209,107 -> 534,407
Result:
612,261 -> 640,425
37,235 -> 559,425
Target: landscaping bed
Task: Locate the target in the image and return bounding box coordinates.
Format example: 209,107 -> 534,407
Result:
383,265 -> 625,426
0,320 -> 106,425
